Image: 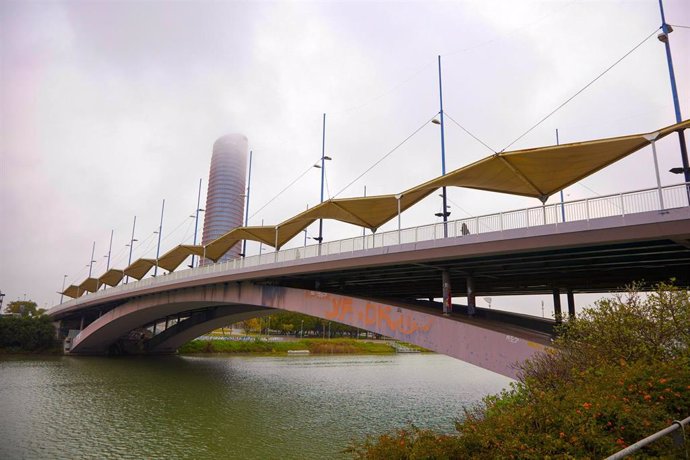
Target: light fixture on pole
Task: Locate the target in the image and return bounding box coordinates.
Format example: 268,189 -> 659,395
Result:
556,129 -> 566,222
60,274 -> 68,304
190,178 -> 204,268
153,199 -> 165,277
435,55 -> 449,237
125,216 -> 137,284
242,151 -> 253,258
434,193 -> 451,219
315,113 -> 330,245
657,0 -> 689,186
87,241 -> 96,278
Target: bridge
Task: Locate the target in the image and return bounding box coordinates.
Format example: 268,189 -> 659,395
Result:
48,121 -> 690,379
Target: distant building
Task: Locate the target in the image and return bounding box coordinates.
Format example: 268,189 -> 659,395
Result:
201,134 -> 248,263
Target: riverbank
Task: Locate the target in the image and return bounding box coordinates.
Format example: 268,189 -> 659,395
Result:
178,338 -> 427,355
0,315 -> 58,354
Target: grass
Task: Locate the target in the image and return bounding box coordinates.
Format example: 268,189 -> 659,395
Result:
178,338 -> 399,355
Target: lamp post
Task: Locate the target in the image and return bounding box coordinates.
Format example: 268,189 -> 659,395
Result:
258,219 -> 264,256
100,229 -> 114,291
153,199 -> 165,277
190,179 -> 204,268
125,216 -> 137,284
434,55 -> 449,237
556,129 -> 566,222
434,193 -> 451,220
60,274 -> 67,304
242,150 -> 253,258
657,0 -> 689,186
105,230 -> 114,270
313,113 -> 331,245
87,241 -> 96,278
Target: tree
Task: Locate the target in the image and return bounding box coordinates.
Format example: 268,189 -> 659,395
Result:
4,300 -> 45,317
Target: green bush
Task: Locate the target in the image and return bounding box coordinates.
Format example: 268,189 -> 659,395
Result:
348,282 -> 690,459
0,315 -> 57,352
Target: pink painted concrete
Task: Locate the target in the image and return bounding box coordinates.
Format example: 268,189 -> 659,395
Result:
70,283 -> 549,379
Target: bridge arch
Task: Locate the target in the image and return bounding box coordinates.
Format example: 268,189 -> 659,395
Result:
69,282 -> 548,378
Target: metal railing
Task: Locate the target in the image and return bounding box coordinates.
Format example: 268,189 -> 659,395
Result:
605,415 -> 689,459
60,183 -> 689,308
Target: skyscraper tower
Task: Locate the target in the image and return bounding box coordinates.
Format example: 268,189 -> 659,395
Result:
201,133 -> 248,263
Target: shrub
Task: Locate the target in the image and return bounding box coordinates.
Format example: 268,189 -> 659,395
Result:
0,315 -> 57,352
348,281 -> 690,459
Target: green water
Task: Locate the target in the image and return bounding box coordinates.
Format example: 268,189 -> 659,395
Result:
0,354 -> 510,459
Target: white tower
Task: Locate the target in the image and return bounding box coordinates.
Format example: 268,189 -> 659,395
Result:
201,134 -> 248,262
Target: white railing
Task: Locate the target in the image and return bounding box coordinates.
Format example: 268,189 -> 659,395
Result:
60,183 -> 689,308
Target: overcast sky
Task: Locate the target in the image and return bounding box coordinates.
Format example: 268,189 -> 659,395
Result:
1,0 -> 688,314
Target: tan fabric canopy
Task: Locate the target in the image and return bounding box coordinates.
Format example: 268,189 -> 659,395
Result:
99,269 -> 125,287
204,227 -> 276,262
62,285 -> 84,299
411,119 -> 690,201
61,119 -> 687,298
157,245 -> 203,272
275,187 -> 436,246
79,277 -> 102,293
203,187 -> 436,255
123,258 -> 157,280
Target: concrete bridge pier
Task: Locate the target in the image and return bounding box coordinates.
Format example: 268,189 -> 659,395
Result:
567,289 -> 576,318
442,270 -> 452,316
552,288 -> 562,323
466,276 -> 476,315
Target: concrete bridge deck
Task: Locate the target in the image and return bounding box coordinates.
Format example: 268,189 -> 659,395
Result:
48,187 -> 690,378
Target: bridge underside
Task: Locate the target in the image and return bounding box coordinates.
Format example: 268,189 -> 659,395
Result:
262,238 -> 690,299
65,283 -> 551,379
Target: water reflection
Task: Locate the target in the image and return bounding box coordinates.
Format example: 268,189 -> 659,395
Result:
0,354 -> 510,459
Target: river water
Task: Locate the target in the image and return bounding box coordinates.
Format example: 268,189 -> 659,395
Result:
0,354 -> 510,459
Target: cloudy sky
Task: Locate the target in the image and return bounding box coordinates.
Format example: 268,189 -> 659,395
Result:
1,0 -> 688,314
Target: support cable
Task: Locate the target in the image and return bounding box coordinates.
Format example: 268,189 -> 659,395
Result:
443,112 -> 497,153
500,28 -> 659,152
250,164 -> 315,220
333,114 -> 438,198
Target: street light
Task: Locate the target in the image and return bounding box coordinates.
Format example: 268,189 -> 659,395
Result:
435,55 -> 449,238
190,178 -> 204,268
153,199 -> 165,277
60,274 -> 68,304
434,193 -> 451,219
657,1 -> 689,185
315,113 -> 330,246
125,216 -> 137,284
242,151 -> 253,259
87,241 -> 96,278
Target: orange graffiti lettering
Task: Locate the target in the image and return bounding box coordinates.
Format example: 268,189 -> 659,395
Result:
377,305 -> 401,332
337,297 -> 353,322
365,302 -> 377,326
325,298 -> 340,320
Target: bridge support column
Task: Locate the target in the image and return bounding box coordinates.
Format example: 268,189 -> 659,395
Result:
567,289 -> 575,319
442,270 -> 452,316
553,288 -> 562,323
466,276 -> 476,316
